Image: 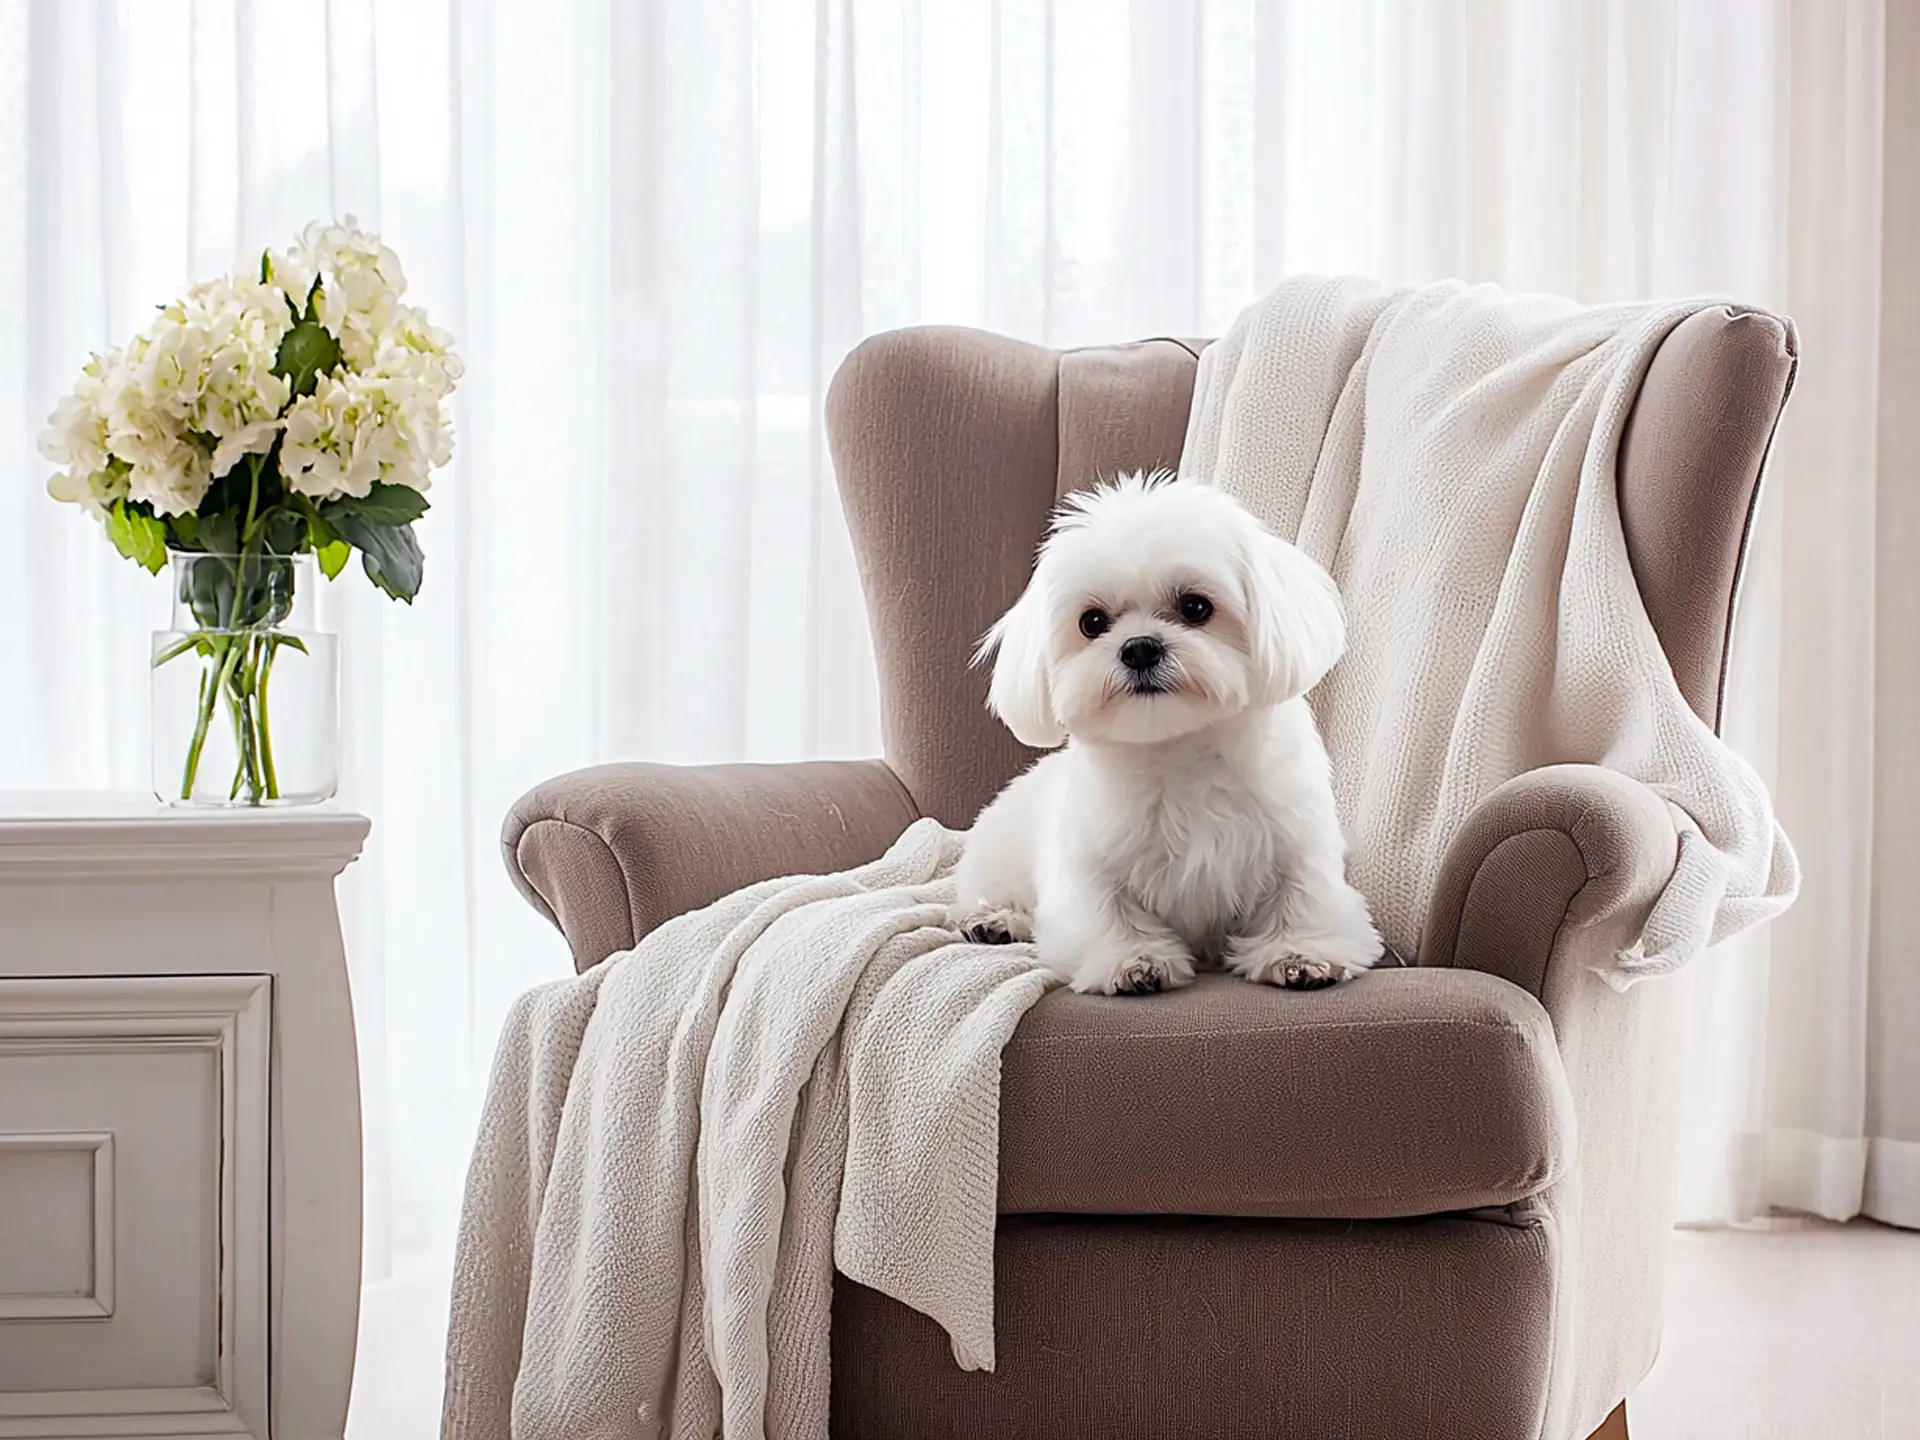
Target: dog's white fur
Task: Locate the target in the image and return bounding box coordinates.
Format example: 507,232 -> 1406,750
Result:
950,472 -> 1383,995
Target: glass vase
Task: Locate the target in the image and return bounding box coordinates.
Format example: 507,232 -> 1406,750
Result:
151,551 -> 338,807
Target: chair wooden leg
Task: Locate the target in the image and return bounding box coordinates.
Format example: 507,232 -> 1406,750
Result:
1585,1401 -> 1630,1439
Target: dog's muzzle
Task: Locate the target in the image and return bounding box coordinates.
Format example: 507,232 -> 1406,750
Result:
1118,635 -> 1171,694
1118,635 -> 1165,671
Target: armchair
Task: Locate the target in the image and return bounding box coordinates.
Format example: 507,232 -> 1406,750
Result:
504,306 -> 1795,1440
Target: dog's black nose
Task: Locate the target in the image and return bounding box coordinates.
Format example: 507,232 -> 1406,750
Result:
1119,635 -> 1165,672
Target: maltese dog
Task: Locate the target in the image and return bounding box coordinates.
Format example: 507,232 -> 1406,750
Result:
950,471 -> 1383,996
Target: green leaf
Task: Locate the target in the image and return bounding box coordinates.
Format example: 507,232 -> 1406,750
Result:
259,250 -> 271,284
103,504 -> 133,559
137,523 -> 169,572
197,512 -> 239,559
185,553 -> 236,628
197,458 -> 252,515
269,633 -> 310,657
292,494 -> 334,536
273,318 -> 341,399
315,538 -> 350,579
330,482 -> 430,527
153,633 -> 203,667
262,508 -> 305,556
107,500 -> 169,575
168,511 -> 201,549
154,631 -> 221,667
334,516 -> 424,603
296,499 -> 350,576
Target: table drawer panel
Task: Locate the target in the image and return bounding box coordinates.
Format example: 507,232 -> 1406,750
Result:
0,975 -> 268,1439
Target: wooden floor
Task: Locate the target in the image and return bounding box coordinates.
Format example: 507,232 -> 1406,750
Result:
354,1217 -> 1920,1439
1630,1218 -> 1920,1439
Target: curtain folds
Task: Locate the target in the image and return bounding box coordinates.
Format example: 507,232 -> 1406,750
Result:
1,0 -> 1909,1273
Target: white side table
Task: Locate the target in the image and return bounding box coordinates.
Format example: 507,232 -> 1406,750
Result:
0,794 -> 369,1440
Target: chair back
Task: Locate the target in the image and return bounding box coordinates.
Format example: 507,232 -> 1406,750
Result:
825,312 -> 1796,827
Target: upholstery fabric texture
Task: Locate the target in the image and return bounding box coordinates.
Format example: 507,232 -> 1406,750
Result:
831,1214 -> 1557,1440
1424,763 -> 1684,998
506,758 -> 919,971
1616,306 -> 1797,728
824,330 -> 1062,829
1053,338 -> 1200,496
997,969 -> 1573,1218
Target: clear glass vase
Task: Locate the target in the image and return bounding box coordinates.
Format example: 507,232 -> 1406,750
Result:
151,551 -> 338,807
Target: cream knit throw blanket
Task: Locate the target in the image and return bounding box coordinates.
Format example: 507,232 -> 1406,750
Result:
441,819 -> 1052,1440
1181,275 -> 1798,985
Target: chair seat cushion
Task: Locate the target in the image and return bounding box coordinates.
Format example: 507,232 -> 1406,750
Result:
995,967 -> 1575,1219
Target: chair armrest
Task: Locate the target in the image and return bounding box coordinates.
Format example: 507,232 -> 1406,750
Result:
1420,764 -> 1680,1006
1421,766 -> 1692,1432
503,759 -> 921,971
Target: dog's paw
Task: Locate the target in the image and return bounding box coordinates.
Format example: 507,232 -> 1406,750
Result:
1228,937 -> 1359,991
1108,957 -> 1172,995
955,904 -> 1034,946
1070,940 -> 1196,996
1276,956 -> 1344,990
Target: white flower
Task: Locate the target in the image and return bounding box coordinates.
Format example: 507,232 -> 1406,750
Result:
262,246 -> 316,318
46,465 -> 117,513
280,372 -> 400,500
128,447 -> 212,517
264,218 -> 459,496
279,351 -> 458,502
378,306 -> 464,400
105,392 -> 212,516
46,215 -> 460,544
38,335 -> 216,519
39,352 -> 123,515
370,369 -> 453,487
64,273 -> 296,513
156,275 -> 294,444
301,216 -> 406,368
211,418 -> 284,477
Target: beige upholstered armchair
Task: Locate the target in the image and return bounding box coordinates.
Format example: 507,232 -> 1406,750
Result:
502,309 -> 1795,1440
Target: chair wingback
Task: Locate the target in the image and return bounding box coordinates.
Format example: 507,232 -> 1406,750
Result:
825,311 -> 1795,827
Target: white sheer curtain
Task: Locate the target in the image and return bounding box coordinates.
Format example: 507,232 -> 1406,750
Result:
1,0 -> 892,1276
2,0 -> 1910,1283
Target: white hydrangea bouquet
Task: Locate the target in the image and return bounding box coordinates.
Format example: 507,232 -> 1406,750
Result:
40,218 -> 460,804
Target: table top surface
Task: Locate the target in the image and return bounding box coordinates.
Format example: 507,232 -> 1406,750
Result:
0,792 -> 370,875
0,791 -> 364,823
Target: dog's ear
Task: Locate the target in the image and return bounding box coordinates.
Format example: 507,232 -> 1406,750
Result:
1245,529 -> 1347,706
977,575 -> 1067,749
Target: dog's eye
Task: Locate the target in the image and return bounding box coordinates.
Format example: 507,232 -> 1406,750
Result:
1078,608 -> 1111,639
1176,593 -> 1214,625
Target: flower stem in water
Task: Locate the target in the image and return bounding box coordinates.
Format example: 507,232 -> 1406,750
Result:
215,638 -> 253,802
180,637 -> 226,800
257,634 -> 281,799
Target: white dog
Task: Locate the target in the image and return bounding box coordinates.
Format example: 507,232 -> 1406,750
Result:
950,471 -> 1383,995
